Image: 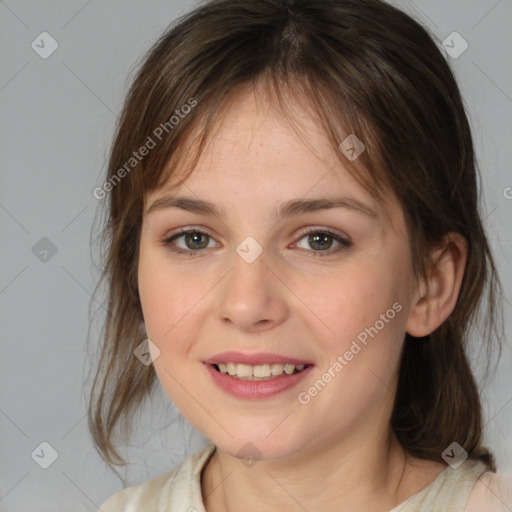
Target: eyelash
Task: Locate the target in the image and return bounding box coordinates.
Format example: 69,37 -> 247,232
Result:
161,226 -> 352,258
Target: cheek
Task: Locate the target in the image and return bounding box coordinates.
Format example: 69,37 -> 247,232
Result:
137,248 -> 202,405
137,245 -> 198,340
316,264 -> 402,334
296,266 -> 407,426
307,257 -> 410,374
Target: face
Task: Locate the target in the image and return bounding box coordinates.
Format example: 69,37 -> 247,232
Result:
137,86 -> 417,462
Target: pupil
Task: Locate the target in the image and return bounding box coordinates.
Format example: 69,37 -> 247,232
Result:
310,233 -> 332,250
186,232 -> 208,249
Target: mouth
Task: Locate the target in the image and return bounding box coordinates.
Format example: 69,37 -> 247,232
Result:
203,352 -> 314,399
212,362 -> 310,380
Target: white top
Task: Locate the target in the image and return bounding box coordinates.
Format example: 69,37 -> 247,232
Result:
99,444 -> 509,511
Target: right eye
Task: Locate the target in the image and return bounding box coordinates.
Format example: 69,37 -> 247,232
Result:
162,228 -> 219,256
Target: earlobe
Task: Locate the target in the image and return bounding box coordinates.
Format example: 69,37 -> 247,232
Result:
405,233 -> 468,337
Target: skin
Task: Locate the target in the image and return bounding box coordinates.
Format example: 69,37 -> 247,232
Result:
137,83 -> 468,511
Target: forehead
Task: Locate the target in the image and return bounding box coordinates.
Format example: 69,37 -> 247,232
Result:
146,85 -> 401,227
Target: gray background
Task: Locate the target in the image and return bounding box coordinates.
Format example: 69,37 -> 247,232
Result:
1,1 -> 511,510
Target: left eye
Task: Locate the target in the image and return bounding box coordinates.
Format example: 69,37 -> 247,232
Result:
294,229 -> 351,256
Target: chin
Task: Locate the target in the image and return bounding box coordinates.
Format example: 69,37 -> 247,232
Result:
211,432 -> 305,464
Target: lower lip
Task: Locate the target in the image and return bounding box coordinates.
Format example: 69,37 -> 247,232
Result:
204,363 -> 313,399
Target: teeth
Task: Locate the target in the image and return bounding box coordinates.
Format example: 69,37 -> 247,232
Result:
216,362 -> 307,380
271,363 -> 284,376
284,363 -> 295,375
254,364 -> 271,377
236,364 -> 253,378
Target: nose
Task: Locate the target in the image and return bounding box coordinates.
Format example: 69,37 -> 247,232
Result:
216,250 -> 289,333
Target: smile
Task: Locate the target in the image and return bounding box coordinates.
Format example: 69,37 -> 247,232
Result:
214,362 -> 307,380
203,352 -> 314,398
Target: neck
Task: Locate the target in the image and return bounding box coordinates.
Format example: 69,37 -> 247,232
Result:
201,428 -> 442,512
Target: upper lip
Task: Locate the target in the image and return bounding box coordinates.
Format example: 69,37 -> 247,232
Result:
203,351 -> 313,366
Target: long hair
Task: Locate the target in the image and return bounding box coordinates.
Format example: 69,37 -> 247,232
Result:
87,0 -> 503,471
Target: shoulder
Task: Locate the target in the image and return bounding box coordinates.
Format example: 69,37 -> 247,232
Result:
99,444 -> 216,512
390,459 -> 502,512
99,469 -> 174,511
465,471 -> 512,512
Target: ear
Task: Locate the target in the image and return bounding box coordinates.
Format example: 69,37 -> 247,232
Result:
405,232 -> 468,337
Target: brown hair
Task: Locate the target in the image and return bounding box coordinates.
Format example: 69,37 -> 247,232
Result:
87,0 -> 503,472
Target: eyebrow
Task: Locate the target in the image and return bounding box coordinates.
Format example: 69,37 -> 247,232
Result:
146,195 -> 378,219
